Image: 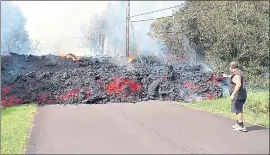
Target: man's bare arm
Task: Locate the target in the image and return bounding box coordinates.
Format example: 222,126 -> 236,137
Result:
232,75 -> 242,96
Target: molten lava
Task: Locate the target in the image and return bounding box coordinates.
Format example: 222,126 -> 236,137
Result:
58,51 -> 80,61
106,77 -> 142,96
183,82 -> 193,87
66,54 -> 80,61
2,85 -> 10,95
57,87 -> 91,103
59,51 -> 65,57
1,85 -> 22,107
128,55 -> 134,63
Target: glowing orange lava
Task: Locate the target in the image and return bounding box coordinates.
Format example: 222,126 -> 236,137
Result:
58,51 -> 80,61
66,54 -> 80,61
128,55 -> 134,63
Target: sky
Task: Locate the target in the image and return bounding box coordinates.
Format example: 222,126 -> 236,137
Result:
130,1 -> 183,55
13,1 -> 184,56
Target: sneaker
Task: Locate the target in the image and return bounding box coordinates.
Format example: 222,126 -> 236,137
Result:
232,123 -> 238,129
233,124 -> 248,132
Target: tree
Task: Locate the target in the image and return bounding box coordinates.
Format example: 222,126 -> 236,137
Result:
80,1 -> 127,56
150,1 -> 269,83
1,1 -> 31,55
80,13 -> 108,55
30,40 -> 42,55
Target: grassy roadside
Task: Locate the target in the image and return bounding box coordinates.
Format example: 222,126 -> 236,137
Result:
180,92 -> 269,127
1,104 -> 37,154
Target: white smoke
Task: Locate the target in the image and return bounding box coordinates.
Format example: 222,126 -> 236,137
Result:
13,1 -> 184,57
13,1 -> 108,56
130,1 -> 184,55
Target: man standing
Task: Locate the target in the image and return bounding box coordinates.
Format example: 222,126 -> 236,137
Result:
223,61 -> 247,132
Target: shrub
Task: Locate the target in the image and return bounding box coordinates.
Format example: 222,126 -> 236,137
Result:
245,92 -> 269,116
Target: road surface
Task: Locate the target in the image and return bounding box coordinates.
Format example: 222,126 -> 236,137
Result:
25,101 -> 269,154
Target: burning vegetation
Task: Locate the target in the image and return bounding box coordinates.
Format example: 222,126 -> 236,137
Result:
1,52 -> 227,107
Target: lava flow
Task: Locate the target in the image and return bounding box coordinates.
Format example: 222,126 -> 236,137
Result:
128,55 -> 134,63
59,51 -> 80,61
1,53 -> 228,106
65,54 -> 80,61
106,77 -> 142,97
1,85 -> 22,107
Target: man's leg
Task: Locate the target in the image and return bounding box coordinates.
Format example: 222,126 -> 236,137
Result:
233,101 -> 247,132
232,118 -> 239,128
231,99 -> 238,128
236,112 -> 243,126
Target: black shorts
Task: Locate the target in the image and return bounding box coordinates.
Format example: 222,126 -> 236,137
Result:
231,98 -> 246,114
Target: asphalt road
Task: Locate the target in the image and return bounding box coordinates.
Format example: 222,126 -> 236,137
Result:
25,101 -> 269,154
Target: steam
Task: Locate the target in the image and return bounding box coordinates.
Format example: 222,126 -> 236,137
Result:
12,1 -> 108,56
130,1 -> 183,56
2,1 -> 217,77
222,85 -> 230,97
7,1 -> 184,57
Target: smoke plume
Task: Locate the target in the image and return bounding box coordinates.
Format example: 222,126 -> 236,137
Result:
8,1 -> 184,57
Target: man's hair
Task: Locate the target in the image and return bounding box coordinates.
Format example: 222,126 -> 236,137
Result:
229,61 -> 239,69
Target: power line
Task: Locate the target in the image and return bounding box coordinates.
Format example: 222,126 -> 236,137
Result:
130,4 -> 182,18
131,15 -> 174,23
131,2 -> 234,23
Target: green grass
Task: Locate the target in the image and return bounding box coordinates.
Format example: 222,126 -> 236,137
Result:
181,92 -> 269,127
1,104 -> 37,154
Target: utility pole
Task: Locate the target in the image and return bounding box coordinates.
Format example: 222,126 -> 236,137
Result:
235,1 -> 238,24
126,0 -> 130,61
235,1 -> 239,59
